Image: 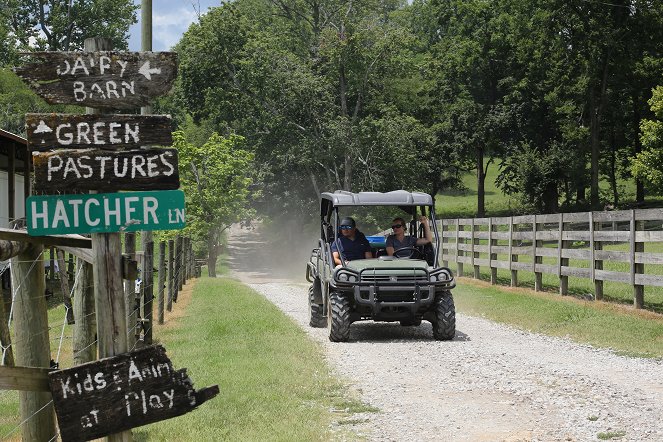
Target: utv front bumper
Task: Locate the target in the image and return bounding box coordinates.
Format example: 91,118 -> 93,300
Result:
332,266 -> 455,320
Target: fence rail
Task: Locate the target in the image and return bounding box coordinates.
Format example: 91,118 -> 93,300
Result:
439,208 -> 663,309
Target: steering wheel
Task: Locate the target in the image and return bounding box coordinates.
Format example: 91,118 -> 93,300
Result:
393,247 -> 423,259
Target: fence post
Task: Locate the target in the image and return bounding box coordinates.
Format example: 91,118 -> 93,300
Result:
558,213 -> 569,295
124,232 -> 137,350
456,220 -> 464,277
489,217 -> 497,284
143,238 -> 154,345
56,249 -> 75,324
168,239 -> 174,311
631,210 -> 644,308
441,221 -> 448,267
73,258 -> 96,365
11,244 -> 56,440
509,216 -> 517,287
472,218 -> 480,279
590,212 -> 603,300
158,241 -> 166,323
177,235 -> 184,292
533,215 -> 542,291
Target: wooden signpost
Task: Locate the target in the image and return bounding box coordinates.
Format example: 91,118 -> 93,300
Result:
11,39 -> 209,441
32,148 -> 179,192
26,113 -> 173,150
48,345 -> 218,442
14,51 -> 178,109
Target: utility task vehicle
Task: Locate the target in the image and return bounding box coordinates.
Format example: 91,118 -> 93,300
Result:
305,190 -> 456,342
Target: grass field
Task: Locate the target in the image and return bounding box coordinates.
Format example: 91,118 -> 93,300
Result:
0,276 -> 374,441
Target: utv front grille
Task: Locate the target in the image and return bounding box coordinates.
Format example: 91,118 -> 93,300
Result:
359,270 -> 429,284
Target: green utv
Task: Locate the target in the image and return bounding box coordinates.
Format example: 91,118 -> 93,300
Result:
305,190 -> 456,342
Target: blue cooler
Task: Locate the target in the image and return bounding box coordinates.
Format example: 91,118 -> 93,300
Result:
366,235 -> 386,249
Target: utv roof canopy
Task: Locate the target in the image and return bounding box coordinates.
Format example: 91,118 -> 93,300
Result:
320,190 -> 433,217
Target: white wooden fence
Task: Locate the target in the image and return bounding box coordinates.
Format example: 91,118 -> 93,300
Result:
439,208 -> 663,309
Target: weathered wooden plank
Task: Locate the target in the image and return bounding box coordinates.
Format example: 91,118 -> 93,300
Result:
595,269 -> 630,284
472,244 -> 489,253
490,232 -> 510,240
473,231 -> 490,240
593,231 -> 630,242
561,249 -> 591,259
561,267 -> 591,278
512,215 -> 535,224
635,252 -> 663,265
457,231 -> 473,239
594,250 -> 630,263
511,246 -> 533,255
535,213 -> 561,223
474,258 -> 490,267
26,113 -> 173,151
14,52 -> 178,109
535,263 -> 558,274
491,260 -> 511,269
57,245 -> 93,264
634,273 -> 663,287
0,239 -> 30,260
536,247 -> 559,257
592,211 -> 631,222
49,345 -> 218,442
634,208 -> 663,221
0,365 -> 53,392
0,227 -> 92,248
635,231 -> 663,242
32,148 -> 179,192
562,231 -> 590,241
511,231 -> 535,240
534,231 -> 558,241
511,262 -> 531,271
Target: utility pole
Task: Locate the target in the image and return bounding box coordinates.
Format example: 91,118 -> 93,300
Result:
141,0 -> 155,345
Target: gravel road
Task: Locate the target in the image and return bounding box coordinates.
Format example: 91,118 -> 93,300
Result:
227,225 -> 663,442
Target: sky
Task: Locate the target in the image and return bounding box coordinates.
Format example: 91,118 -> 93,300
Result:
127,1 -> 219,51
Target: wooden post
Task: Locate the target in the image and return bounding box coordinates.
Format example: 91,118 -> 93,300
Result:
49,246 -> 55,281
559,213 -> 569,296
158,241 -> 166,324
167,239 -> 174,311
592,215 -> 603,300
143,238 -> 154,345
176,235 -> 184,294
630,210 -> 645,308
441,221 -> 448,267
533,215 -> 542,291
509,217 -> 517,287
489,218 -> 497,284
472,219 -> 480,279
73,258 -> 96,365
456,221 -> 463,277
56,249 -> 75,324
10,243 -> 56,440
178,235 -> 185,290
124,232 -> 137,350
86,36 -> 132,442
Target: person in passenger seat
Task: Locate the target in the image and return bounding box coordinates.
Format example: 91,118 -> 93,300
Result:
331,217 -> 372,266
386,216 -> 432,256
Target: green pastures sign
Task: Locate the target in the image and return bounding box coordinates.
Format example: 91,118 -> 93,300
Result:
27,190 -> 185,236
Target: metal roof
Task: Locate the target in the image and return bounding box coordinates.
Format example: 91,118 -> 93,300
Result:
321,190 -> 434,207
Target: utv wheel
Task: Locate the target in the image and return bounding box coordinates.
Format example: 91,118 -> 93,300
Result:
432,292 -> 456,341
327,292 -> 350,342
308,285 -> 326,328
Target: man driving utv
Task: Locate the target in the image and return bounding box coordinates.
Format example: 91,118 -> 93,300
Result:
330,217 -> 372,266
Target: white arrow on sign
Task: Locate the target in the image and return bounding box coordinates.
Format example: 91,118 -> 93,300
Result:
33,120 -> 53,135
139,61 -> 162,80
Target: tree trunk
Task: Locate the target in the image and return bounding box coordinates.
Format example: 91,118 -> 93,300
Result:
476,147 -> 486,218
632,90 -> 645,204
207,230 -> 219,278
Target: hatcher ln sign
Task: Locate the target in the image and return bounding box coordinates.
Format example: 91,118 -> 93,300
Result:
27,190 -> 185,236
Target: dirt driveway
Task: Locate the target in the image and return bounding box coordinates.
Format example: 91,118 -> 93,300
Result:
227,224 -> 663,441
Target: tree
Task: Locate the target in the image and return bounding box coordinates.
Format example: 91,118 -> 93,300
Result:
632,85 -> 663,193
173,129 -> 256,277
4,0 -> 137,51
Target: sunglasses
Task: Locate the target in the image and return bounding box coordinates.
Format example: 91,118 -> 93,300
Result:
391,224 -> 404,229
340,225 -> 354,230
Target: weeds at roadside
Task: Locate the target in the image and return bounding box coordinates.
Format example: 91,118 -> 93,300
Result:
597,430 -> 626,440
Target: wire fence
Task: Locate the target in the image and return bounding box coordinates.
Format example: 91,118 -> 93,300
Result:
0,234 -> 199,440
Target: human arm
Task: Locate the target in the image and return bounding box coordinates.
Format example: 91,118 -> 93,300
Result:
385,235 -> 395,256
333,251 -> 344,266
416,215 -> 433,245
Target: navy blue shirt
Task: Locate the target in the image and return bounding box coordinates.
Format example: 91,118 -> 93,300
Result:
331,230 -> 372,261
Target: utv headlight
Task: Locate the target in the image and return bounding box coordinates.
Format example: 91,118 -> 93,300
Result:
348,275 -> 357,283
339,273 -> 349,282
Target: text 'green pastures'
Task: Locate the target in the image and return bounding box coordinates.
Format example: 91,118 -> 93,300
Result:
27,190 -> 186,235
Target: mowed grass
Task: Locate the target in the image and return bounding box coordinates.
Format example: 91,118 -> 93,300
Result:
453,278 -> 663,358
135,276 -> 366,441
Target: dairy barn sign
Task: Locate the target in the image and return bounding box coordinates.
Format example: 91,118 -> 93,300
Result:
14,51 -> 177,109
